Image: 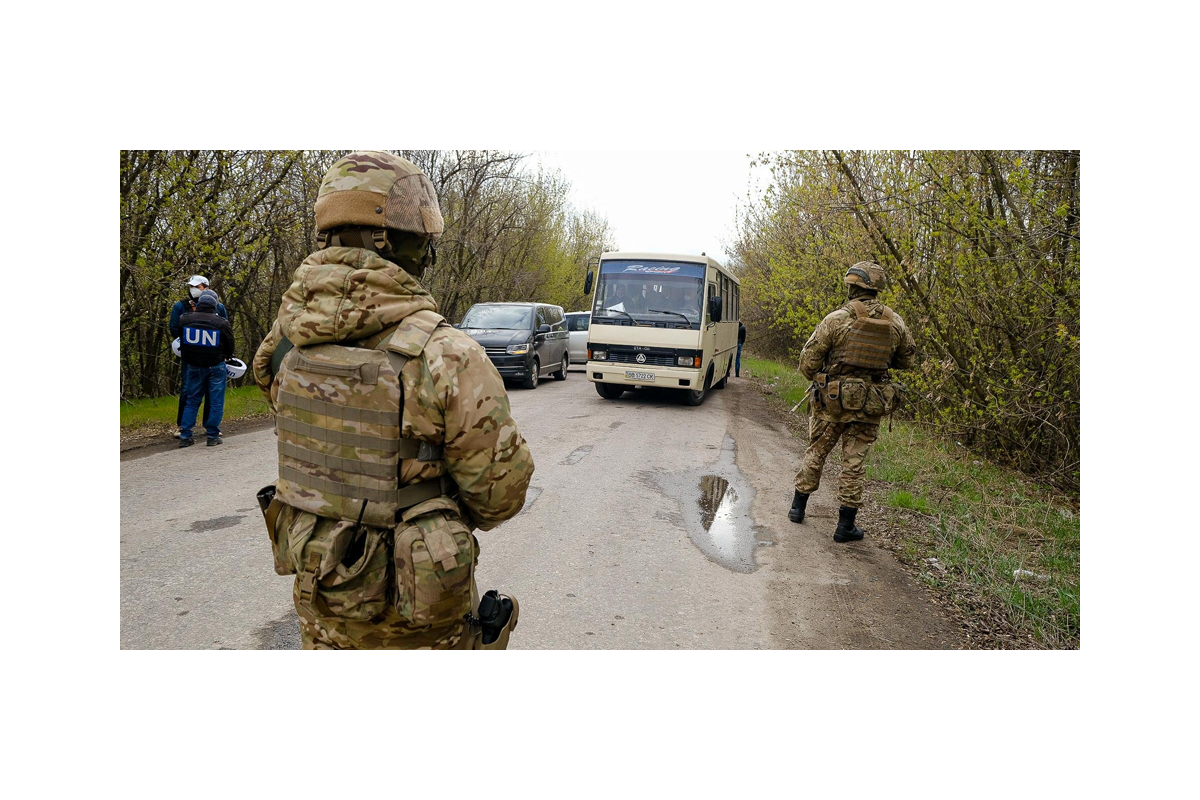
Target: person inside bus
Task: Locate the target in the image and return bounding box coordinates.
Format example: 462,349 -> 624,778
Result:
625,283 -> 646,314
683,283 -> 701,316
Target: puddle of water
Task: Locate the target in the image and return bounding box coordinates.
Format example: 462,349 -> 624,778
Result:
559,445 -> 593,465
188,515 -> 245,532
694,474 -> 757,572
639,433 -> 765,573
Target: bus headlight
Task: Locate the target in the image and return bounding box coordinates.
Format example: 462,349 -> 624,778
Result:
590,349 -> 607,360
506,343 -> 531,355
678,355 -> 701,367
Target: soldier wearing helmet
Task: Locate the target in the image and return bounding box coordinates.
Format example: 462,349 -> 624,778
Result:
788,261 -> 916,542
253,151 -> 534,649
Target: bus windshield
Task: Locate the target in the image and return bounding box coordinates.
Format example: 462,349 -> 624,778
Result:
592,260 -> 705,326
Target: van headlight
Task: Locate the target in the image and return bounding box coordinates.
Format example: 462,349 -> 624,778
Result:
590,349 -> 607,360
506,343 -> 531,355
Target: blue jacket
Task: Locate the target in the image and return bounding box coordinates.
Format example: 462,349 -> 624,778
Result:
170,297 -> 228,338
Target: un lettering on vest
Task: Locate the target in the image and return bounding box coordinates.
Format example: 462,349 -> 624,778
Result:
183,326 -> 220,347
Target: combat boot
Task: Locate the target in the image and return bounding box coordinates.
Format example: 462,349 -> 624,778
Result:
788,490 -> 809,523
833,506 -> 864,543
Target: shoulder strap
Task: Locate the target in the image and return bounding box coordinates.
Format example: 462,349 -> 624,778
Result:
846,299 -> 869,319
376,309 -> 448,463
269,335 -> 294,378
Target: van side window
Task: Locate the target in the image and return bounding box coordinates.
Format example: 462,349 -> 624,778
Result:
536,307 -> 548,329
550,307 -> 565,330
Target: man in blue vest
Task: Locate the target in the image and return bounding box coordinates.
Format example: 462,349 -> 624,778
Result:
170,275 -> 229,437
178,290 -> 235,447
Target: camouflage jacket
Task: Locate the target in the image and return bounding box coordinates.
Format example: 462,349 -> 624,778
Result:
253,247 -> 534,531
798,296 -> 916,423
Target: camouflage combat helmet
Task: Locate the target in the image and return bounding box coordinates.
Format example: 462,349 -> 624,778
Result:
844,261 -> 887,293
315,151 -> 444,240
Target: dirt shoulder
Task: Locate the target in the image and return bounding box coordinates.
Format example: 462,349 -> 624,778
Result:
120,414 -> 274,462
740,363 -> 1071,649
723,375 -> 967,649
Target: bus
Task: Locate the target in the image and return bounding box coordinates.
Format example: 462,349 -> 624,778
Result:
583,251 -> 740,406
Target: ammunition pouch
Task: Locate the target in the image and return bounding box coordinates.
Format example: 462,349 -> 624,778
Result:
812,373 -> 829,408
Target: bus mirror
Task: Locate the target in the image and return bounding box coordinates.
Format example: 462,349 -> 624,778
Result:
709,295 -> 723,323
584,270 -> 594,296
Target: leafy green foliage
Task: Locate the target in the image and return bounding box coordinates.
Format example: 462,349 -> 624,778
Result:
119,150 -> 615,400
734,151 -> 1080,489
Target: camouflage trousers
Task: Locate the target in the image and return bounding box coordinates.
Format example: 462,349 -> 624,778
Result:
295,578 -> 479,650
794,417 -> 880,508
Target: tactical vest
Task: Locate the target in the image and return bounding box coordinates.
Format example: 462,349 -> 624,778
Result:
828,300 -> 896,372
272,309 -> 450,529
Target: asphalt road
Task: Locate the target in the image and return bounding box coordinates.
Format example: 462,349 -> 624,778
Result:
120,367 -> 962,649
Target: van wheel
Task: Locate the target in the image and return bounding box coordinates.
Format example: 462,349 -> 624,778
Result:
553,353 -> 569,380
596,382 -> 624,400
522,358 -> 540,389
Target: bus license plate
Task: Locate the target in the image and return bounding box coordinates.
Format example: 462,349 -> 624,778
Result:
625,370 -> 655,382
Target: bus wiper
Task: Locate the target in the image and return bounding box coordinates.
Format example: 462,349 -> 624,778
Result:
648,309 -> 693,325
600,308 -> 635,323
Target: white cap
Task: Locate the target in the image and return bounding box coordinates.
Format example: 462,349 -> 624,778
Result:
188,275 -> 209,287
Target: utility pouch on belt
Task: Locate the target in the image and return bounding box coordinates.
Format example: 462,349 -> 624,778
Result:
839,378 -> 867,412
865,383 -> 900,417
812,373 -> 828,407
292,515 -> 391,621
392,497 -> 477,628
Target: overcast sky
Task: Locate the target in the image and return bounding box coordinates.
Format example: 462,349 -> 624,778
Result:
533,151 -> 770,266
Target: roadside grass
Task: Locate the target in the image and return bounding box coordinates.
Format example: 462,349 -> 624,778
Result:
868,424 -> 1080,649
743,354 -> 1080,649
741,357 -> 809,409
120,385 -> 270,430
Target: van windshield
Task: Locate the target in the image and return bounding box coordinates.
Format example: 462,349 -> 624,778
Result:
460,305 -> 532,330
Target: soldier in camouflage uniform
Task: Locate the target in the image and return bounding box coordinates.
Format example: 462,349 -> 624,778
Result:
253,151 -> 534,649
788,262 -> 915,542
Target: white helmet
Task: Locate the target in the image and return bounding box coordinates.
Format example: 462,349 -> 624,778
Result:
171,337 -> 182,357
225,358 -> 248,380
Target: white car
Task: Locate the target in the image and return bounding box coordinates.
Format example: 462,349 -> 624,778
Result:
565,311 -> 591,364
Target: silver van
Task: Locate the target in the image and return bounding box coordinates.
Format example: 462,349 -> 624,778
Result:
565,311 -> 591,365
